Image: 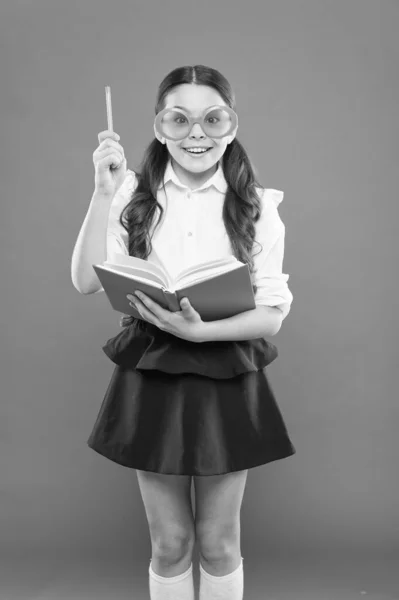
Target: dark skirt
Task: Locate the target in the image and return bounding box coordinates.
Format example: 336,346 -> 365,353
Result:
87,319 -> 296,476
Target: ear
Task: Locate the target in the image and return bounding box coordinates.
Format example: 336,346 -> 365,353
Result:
226,124 -> 238,145
154,123 -> 165,144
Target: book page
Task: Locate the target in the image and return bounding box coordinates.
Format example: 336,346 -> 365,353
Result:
101,264 -> 166,286
115,272 -> 164,290
175,260 -> 243,289
101,254 -> 241,292
175,256 -> 236,281
104,253 -> 172,287
175,256 -> 238,286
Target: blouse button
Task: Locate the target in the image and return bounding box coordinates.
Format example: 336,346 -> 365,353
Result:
188,231 -> 193,236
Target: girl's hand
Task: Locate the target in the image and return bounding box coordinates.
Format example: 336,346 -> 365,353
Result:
93,130 -> 127,198
127,292 -> 206,343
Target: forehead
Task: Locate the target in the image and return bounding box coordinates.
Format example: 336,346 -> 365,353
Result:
164,84 -> 226,111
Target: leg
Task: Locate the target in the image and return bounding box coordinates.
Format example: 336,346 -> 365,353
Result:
136,470 -> 195,577
194,469 -> 248,576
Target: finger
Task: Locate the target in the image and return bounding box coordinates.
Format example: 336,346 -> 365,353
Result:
180,297 -> 190,309
129,299 -> 149,321
128,299 -> 139,312
98,130 -> 120,144
129,298 -> 160,328
128,295 -> 147,316
96,148 -> 124,164
131,292 -> 167,321
93,141 -> 124,166
97,150 -> 125,169
98,139 -> 124,153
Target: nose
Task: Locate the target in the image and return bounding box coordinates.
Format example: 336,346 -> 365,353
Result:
189,122 -> 206,138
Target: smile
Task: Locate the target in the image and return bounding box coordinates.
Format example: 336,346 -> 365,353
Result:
182,147 -> 212,156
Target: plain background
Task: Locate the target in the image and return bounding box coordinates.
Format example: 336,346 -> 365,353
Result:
2,0 -> 398,586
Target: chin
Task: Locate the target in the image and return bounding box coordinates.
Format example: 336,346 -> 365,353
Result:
172,152 -> 220,171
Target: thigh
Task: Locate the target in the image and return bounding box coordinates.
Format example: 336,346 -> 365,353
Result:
136,470 -> 195,542
193,470 -> 248,532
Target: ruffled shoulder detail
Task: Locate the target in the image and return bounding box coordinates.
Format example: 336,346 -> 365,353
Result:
102,322 -> 278,379
109,169 -> 138,216
263,188 -> 284,207
125,169 -> 137,190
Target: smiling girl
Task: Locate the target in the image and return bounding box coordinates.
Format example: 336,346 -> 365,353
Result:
71,64 -> 296,600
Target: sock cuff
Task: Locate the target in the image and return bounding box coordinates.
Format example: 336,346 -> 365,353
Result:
149,560 -> 193,584
199,557 -> 243,582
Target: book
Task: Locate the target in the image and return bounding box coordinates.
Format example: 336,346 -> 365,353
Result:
92,253 -> 256,322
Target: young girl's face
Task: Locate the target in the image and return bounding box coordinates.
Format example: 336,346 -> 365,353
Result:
154,84 -> 237,177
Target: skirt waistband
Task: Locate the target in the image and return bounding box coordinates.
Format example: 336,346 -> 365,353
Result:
102,319 -> 278,379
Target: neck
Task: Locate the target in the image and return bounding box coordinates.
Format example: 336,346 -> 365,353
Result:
171,158 -> 218,191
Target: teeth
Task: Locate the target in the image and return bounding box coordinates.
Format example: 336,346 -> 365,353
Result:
185,148 -> 208,153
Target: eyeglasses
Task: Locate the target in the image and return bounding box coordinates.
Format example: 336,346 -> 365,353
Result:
154,105 -> 238,141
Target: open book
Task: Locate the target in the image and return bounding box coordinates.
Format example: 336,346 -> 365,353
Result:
92,253 -> 256,322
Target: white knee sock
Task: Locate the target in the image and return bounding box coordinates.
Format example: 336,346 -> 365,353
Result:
199,557 -> 244,600
149,560 -> 194,600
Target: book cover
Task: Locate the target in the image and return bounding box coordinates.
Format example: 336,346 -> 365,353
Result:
93,255 -> 256,322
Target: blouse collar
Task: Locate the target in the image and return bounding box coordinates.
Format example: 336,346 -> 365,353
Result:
158,157 -> 228,194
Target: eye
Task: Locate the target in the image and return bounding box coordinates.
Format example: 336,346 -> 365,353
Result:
206,117 -> 219,124
175,116 -> 188,124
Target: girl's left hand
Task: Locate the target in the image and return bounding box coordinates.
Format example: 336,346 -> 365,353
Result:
127,291 -> 206,343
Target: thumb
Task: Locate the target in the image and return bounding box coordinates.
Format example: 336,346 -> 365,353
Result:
180,297 -> 190,309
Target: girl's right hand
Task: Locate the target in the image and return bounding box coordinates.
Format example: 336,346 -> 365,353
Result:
93,130 -> 127,197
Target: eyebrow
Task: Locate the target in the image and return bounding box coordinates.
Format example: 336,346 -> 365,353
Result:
171,105 -> 217,111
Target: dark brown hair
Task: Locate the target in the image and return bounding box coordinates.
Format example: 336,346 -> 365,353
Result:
119,65 -> 264,329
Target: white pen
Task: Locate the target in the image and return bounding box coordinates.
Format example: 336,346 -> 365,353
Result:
105,85 -> 113,132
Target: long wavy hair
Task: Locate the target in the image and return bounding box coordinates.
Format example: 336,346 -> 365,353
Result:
119,64 -> 264,329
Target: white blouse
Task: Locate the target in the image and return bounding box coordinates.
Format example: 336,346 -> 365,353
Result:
95,159 -> 293,321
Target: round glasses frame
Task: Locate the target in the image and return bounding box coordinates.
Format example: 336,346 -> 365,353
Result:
154,105 -> 238,141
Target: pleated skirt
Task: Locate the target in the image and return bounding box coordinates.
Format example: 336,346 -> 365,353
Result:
87,319 -> 296,476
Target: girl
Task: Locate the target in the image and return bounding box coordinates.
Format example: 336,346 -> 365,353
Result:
72,65 -> 296,600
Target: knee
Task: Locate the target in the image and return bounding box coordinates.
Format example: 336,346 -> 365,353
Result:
152,526 -> 195,565
196,522 -> 240,563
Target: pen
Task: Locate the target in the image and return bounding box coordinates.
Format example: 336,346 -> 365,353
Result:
105,85 -> 113,132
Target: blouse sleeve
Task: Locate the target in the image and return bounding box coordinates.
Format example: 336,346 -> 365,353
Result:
93,169 -> 137,294
252,188 -> 293,321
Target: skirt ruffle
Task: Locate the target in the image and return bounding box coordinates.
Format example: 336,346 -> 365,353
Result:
87,319 -> 296,475
101,319 -> 279,379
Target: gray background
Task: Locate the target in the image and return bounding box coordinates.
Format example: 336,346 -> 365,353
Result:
2,0 -> 398,598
